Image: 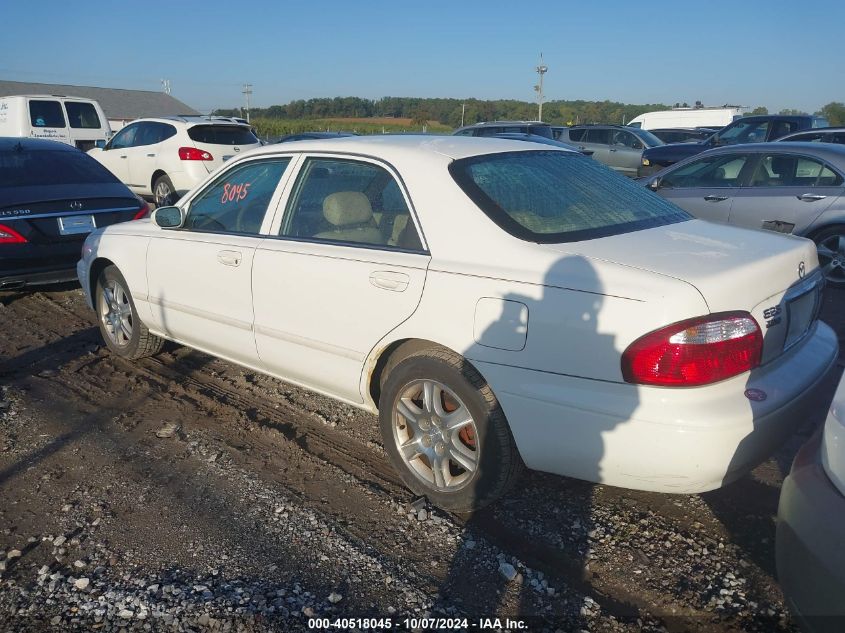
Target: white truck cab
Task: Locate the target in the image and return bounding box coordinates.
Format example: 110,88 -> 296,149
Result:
0,95 -> 112,151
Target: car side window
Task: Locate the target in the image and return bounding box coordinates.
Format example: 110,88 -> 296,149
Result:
749,155 -> 843,187
567,128 -> 586,142
109,125 -> 139,150
611,130 -> 642,149
661,155 -> 751,188
280,157 -> 423,250
183,159 -> 291,234
584,129 -> 611,145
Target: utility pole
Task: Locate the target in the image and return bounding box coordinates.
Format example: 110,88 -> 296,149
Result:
461,102 -> 465,127
161,79 -> 171,95
534,54 -> 548,122
242,83 -> 253,123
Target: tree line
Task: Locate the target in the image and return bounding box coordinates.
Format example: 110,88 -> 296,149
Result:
214,97 -> 845,128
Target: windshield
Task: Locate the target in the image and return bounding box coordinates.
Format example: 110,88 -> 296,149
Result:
0,149 -> 119,187
449,151 -> 690,243
632,129 -> 664,147
715,120 -> 770,145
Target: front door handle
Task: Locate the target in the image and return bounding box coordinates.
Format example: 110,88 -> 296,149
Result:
217,250 -> 242,267
798,193 -> 826,202
119,155 -> 127,159
704,195 -> 729,202
369,270 -> 409,292
146,153 -> 156,157
609,148 -> 618,152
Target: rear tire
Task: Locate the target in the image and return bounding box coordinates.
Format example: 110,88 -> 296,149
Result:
153,174 -> 176,207
95,265 -> 163,359
379,348 -> 523,511
812,224 -> 845,287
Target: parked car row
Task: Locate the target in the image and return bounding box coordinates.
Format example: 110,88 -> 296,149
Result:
4,124 -> 844,628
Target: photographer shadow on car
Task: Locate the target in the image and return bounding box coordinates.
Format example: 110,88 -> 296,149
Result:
430,255 -> 639,627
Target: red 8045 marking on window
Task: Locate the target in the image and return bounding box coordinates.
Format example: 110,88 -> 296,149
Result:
221,182 -> 252,204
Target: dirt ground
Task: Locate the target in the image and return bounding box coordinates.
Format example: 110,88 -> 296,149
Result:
1,284 -> 842,632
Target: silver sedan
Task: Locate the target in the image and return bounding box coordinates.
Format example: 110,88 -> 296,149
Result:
644,142 -> 845,285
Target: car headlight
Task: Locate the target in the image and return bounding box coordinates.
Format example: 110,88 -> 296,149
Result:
642,158 -> 650,166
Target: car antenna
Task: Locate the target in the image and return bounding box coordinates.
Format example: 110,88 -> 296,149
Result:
13,140 -> 24,152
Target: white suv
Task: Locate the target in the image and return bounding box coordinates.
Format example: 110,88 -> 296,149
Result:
88,116 -> 261,205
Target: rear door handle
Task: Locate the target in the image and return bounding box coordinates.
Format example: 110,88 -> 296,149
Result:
704,195 -> 729,202
798,193 -> 826,202
146,153 -> 156,157
119,155 -> 127,159
217,250 -> 242,267
369,270 -> 409,292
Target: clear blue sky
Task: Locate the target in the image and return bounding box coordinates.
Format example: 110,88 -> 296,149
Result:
3,0 -> 843,114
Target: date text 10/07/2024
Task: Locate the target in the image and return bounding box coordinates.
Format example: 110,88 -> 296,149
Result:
308,617 -> 528,630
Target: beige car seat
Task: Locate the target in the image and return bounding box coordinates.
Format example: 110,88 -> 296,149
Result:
314,192 -> 383,244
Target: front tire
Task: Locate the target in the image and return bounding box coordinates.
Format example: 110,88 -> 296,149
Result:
379,348 -> 523,511
812,224 -> 845,287
96,265 -> 163,359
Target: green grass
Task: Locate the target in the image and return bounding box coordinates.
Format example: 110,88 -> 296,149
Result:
250,117 -> 452,140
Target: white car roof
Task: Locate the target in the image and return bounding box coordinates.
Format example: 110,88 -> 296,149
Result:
249,134 -> 577,162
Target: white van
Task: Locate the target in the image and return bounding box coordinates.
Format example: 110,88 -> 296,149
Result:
0,95 -> 112,151
627,107 -> 746,130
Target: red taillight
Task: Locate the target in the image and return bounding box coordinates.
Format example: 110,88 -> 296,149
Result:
133,201 -> 150,220
178,146 -> 213,161
622,312 -> 763,387
0,223 -> 27,244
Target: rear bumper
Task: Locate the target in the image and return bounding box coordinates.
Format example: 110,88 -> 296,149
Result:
1,243 -> 83,288
777,430 -> 845,631
477,321 -> 838,493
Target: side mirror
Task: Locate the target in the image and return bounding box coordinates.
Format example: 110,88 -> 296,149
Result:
648,177 -> 661,191
152,206 -> 184,229
632,141 -> 643,150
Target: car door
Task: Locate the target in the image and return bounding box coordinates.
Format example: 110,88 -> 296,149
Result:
95,123 -> 139,185
133,122 -> 177,196
145,156 -> 294,366
608,129 -> 644,176
727,153 -> 842,234
253,155 -> 430,404
578,128 -> 611,166
655,152 -> 753,223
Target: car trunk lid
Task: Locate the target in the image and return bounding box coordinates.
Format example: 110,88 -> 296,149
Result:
544,219 -> 822,364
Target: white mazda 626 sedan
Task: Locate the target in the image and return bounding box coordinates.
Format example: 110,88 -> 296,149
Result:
78,136 -> 837,510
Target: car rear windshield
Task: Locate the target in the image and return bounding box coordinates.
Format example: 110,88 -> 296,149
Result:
65,102 -> 102,129
188,125 -> 258,145
0,149 -> 120,187
632,129 -> 664,147
449,151 -> 690,243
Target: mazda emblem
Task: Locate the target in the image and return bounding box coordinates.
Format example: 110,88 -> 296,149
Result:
70,201 -> 83,210
233,146 -> 240,152
798,261 -> 806,278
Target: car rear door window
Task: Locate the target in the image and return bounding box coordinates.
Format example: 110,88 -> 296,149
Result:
280,158 -> 423,250
584,129 -> 611,144
567,128 -> 586,142
748,155 -> 843,187
661,154 -> 751,188
64,102 -> 101,129
29,100 -> 66,127
184,159 -> 291,234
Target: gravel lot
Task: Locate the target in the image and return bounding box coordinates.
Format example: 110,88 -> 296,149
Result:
1,284 -> 843,632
